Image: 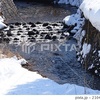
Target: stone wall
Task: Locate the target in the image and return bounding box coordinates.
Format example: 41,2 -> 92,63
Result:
78,20 -> 100,76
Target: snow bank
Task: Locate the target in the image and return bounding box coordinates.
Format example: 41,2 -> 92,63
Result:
80,0 -> 100,31
0,57 -> 43,94
63,9 -> 85,37
0,57 -> 100,95
0,16 -> 6,29
58,0 -> 83,7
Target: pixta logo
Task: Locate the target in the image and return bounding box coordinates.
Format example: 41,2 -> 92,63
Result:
22,43 -> 36,54
21,43 -> 77,54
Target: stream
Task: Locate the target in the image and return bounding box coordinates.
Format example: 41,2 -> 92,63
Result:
4,0 -> 100,90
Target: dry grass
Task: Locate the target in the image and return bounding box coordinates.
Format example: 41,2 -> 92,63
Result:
0,45 -> 22,59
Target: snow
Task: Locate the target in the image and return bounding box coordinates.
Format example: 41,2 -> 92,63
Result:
81,43 -> 91,58
98,51 -> 100,57
58,0 -> 83,7
0,57 -> 100,95
60,0 -> 100,32
63,9 -> 85,37
0,15 -> 6,29
0,58 -> 43,94
0,20 -> 6,29
0,0 -> 100,95
88,64 -> 94,70
80,0 -> 100,31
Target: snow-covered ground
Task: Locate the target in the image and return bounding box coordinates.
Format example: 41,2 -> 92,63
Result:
0,57 -> 100,95
80,0 -> 100,31
60,0 -> 100,32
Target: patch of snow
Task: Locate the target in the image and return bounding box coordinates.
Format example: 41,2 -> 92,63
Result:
0,15 -> 6,29
63,9 -> 83,25
98,51 -> 100,57
80,0 -> 100,31
58,0 -> 83,7
18,58 -> 27,65
0,21 -> 7,29
95,70 -> 98,74
0,58 -> 43,94
0,2 -> 6,29
81,43 -> 91,58
63,32 -> 70,36
0,58 -> 100,95
88,64 -> 95,70
63,9 -> 85,36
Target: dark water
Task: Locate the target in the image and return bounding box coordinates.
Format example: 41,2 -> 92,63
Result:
11,0 -> 77,23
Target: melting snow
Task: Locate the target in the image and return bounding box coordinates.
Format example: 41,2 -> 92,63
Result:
0,58 -> 100,95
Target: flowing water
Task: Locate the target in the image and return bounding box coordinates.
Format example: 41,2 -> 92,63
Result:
5,0 -> 100,90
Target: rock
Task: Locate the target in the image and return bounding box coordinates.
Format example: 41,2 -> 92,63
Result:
18,28 -> 22,30
28,31 -> 35,36
52,36 -> 57,41
3,38 -> 10,42
28,22 -> 33,25
23,25 -> 28,28
30,37 -> 36,42
23,23 -> 26,26
7,30 -> 13,36
60,36 -> 65,39
0,32 -> 5,37
18,30 -> 23,33
31,23 -> 36,27
45,34 -> 51,39
46,26 -> 52,31
50,32 -> 53,35
63,23 -> 70,28
58,30 -> 63,33
43,23 -> 49,27
26,28 -> 30,30
52,23 -> 59,26
21,35 -> 25,38
33,29 -> 39,34
10,25 -> 14,28
14,38 -> 19,40
15,22 -> 21,26
41,32 -> 47,35
36,22 -> 42,24
17,33 -> 21,35
29,22 -> 36,27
